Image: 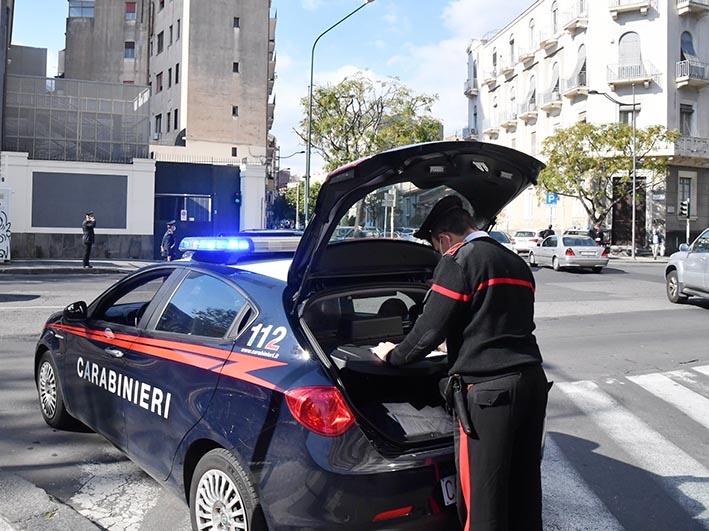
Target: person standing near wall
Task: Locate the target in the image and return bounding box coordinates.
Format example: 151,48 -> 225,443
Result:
81,211 -> 95,268
161,220 -> 177,261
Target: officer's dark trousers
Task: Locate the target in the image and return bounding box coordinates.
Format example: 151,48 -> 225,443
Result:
83,242 -> 92,266
454,364 -> 549,531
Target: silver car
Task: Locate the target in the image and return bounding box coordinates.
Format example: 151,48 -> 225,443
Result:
665,227 -> 709,303
528,235 -> 609,272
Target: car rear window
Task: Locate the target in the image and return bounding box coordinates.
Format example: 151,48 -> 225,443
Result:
515,231 -> 535,237
562,237 -> 596,247
490,231 -> 510,243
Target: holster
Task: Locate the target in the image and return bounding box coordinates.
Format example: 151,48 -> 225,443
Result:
439,374 -> 474,436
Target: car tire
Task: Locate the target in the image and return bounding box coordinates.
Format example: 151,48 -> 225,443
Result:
37,351 -> 75,430
592,266 -> 603,273
528,252 -> 537,266
666,270 -> 688,304
190,448 -> 266,531
552,256 -> 560,271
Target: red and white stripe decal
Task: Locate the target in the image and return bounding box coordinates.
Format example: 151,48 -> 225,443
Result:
48,324 -> 287,391
432,276 -> 534,302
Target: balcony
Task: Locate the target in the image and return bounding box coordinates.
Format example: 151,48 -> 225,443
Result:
539,32 -> 560,51
500,112 -> 518,131
561,72 -> 588,98
482,122 -> 500,138
539,90 -> 563,113
676,60 -> 709,88
518,101 -> 538,123
562,8 -> 589,33
606,62 -> 657,89
500,59 -> 515,77
608,0 -> 653,19
517,48 -> 536,65
482,71 -> 498,88
463,78 -> 478,97
677,0 -> 709,15
673,136 -> 709,166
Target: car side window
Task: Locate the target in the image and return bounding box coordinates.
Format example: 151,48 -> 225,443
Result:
94,271 -> 173,327
155,271 -> 248,338
543,237 -> 555,247
692,230 -> 709,253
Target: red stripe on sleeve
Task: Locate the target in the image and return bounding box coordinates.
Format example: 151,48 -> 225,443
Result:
431,283 -> 473,302
476,277 -> 535,293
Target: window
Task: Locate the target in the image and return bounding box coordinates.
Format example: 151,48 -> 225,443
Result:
174,109 -> 178,130
233,17 -> 240,28
680,104 -> 693,136
551,1 -> 558,33
619,103 -> 639,125
529,18 -> 535,49
492,47 -> 497,71
233,62 -> 239,73
166,111 -> 171,132
168,67 -> 172,87
124,42 -> 136,59
155,272 -> 248,338
509,34 -> 515,63
232,147 -> 238,157
678,172 -> 695,218
232,105 -> 239,117
69,1 -> 94,17
530,131 -> 537,157
175,63 -> 180,84
155,114 -> 162,134
159,0 -> 164,9
619,32 -> 641,78
156,72 -> 163,92
681,31 -> 698,62
550,63 -> 560,95
157,31 -> 164,54
177,19 -> 181,40
169,25 -> 173,45
95,272 -> 173,327
125,1 -> 136,20
692,229 -> 709,253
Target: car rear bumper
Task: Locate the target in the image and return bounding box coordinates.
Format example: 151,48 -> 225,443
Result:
559,257 -> 609,268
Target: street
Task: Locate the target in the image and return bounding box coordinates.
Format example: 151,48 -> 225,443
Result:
1,261 -> 708,530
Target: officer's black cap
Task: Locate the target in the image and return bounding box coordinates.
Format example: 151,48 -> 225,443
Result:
86,211 -> 94,216
167,220 -> 176,226
413,195 -> 464,243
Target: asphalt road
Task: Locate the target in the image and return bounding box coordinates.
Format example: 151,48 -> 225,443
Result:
1,262 -> 708,530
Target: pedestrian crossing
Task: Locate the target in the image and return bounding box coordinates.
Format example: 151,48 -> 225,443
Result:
545,364 -> 709,530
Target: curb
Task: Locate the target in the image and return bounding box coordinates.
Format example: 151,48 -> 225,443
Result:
0,267 -> 131,275
0,469 -> 101,531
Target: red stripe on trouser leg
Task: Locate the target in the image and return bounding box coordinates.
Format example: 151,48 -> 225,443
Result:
459,420 -> 472,531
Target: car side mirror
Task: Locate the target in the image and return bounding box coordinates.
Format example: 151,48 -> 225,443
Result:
679,243 -> 689,252
63,301 -> 87,321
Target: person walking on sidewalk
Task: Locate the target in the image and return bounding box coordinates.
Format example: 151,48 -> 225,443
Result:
372,195 -> 550,531
650,228 -> 664,260
81,211 -> 95,268
161,220 -> 177,261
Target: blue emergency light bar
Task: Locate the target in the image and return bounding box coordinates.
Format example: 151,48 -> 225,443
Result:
179,237 -> 254,253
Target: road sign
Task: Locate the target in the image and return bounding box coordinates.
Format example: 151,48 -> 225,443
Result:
546,193 -> 558,205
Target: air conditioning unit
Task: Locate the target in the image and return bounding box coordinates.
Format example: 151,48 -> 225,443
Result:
152,132 -> 161,141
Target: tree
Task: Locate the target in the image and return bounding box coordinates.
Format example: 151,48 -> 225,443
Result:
538,122 -> 679,226
298,72 -> 441,172
283,181 -> 322,227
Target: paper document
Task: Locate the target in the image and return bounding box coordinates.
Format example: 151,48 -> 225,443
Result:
383,403 -> 453,437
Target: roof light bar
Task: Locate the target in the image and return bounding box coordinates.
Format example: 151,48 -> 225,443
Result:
179,237 -> 254,252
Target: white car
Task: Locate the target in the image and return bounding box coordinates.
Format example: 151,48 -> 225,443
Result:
490,230 -> 515,252
511,230 -> 542,254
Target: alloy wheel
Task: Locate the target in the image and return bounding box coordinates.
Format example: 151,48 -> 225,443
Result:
38,361 -> 57,419
195,470 -> 248,531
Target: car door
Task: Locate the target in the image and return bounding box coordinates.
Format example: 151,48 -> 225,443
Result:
538,236 -> 554,265
683,229 -> 709,290
62,268 -> 178,447
122,268 -> 253,481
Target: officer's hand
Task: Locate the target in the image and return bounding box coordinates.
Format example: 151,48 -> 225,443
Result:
371,342 -> 396,362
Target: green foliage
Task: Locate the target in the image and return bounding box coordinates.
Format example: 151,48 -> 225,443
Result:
283,181 -> 322,226
539,122 -> 679,225
299,72 -> 441,172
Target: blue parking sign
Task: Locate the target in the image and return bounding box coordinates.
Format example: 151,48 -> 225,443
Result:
546,193 -> 558,205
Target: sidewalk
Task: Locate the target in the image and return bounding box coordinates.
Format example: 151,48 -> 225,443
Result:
0,259 -> 156,275
0,469 -> 101,531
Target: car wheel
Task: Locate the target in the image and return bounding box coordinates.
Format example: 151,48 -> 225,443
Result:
552,256 -> 560,271
666,270 -> 688,304
528,252 -> 537,266
37,351 -> 75,429
592,266 -> 603,273
190,448 -> 266,531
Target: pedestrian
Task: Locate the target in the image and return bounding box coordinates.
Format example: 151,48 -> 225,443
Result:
650,228 -> 664,260
539,224 -> 555,239
372,195 -> 550,531
81,211 -> 95,268
161,220 -> 177,261
588,224 -> 604,245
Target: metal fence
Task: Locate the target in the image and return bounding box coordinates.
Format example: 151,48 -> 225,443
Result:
3,75 -> 150,164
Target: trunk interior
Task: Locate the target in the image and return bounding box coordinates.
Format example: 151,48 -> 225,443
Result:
301,284 -> 454,450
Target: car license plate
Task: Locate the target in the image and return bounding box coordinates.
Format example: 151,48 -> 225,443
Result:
581,251 -> 596,256
441,475 -> 456,506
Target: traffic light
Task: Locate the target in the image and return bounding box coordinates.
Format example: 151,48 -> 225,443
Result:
233,191 -> 242,206
679,198 -> 690,217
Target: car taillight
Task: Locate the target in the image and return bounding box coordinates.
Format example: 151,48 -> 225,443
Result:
285,386 -> 355,436
602,247 -> 609,257
530,238 -> 539,243
510,238 -> 516,244
565,248 -> 575,256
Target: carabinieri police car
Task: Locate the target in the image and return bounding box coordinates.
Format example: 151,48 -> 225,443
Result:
34,141 -> 543,531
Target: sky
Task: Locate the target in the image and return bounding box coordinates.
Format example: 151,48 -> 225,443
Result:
11,0 -> 531,176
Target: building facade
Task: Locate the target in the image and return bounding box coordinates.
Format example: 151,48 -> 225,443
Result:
464,0 -> 709,252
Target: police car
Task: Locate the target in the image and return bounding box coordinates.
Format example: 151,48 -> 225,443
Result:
34,141 -> 543,531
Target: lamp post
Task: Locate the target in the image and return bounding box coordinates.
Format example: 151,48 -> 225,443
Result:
304,0 -> 375,226
589,84 -> 638,259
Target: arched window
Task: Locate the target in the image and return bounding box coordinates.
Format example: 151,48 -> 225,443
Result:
575,44 -> 587,85
492,47 -> 497,71
681,31 -> 698,62
529,18 -> 536,48
550,63 -> 560,94
619,32 -> 641,65
510,84 -> 516,112
509,34 -> 515,62
526,75 -> 537,108
551,1 -> 558,33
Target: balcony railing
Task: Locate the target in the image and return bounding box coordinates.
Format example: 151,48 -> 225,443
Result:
561,71 -> 588,98
607,61 -> 657,88
562,7 -> 589,32
500,112 -> 518,130
482,121 -> 500,138
500,59 -> 516,76
539,31 -> 559,50
539,91 -> 562,112
518,101 -> 538,122
676,0 -> 709,15
482,71 -> 498,87
517,48 -> 536,64
463,78 -> 478,97
674,136 -> 709,159
676,60 -> 709,88
608,0 -> 654,18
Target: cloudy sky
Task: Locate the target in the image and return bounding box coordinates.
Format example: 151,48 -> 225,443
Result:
12,0 -> 530,175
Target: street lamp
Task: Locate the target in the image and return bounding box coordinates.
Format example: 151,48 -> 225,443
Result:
589,84 -> 639,259
304,0 -> 375,226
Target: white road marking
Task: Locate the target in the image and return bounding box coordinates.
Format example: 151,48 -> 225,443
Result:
693,365 -> 709,377
542,437 -> 624,531
628,372 -> 709,430
557,380 -> 709,528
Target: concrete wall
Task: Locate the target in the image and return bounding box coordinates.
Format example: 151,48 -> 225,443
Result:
2,152 -> 156,258
8,45 -> 47,76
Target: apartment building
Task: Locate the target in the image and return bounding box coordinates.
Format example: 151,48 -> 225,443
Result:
464,0 -> 709,252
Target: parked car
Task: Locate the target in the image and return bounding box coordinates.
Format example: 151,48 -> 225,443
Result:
489,230 -> 515,252
528,234 -> 609,272
665,227 -> 709,303
562,229 -> 589,237
34,140 -> 544,531
511,230 -> 542,254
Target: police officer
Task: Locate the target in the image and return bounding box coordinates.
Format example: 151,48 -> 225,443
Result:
82,211 -> 95,268
161,220 -> 177,261
373,195 -> 549,531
